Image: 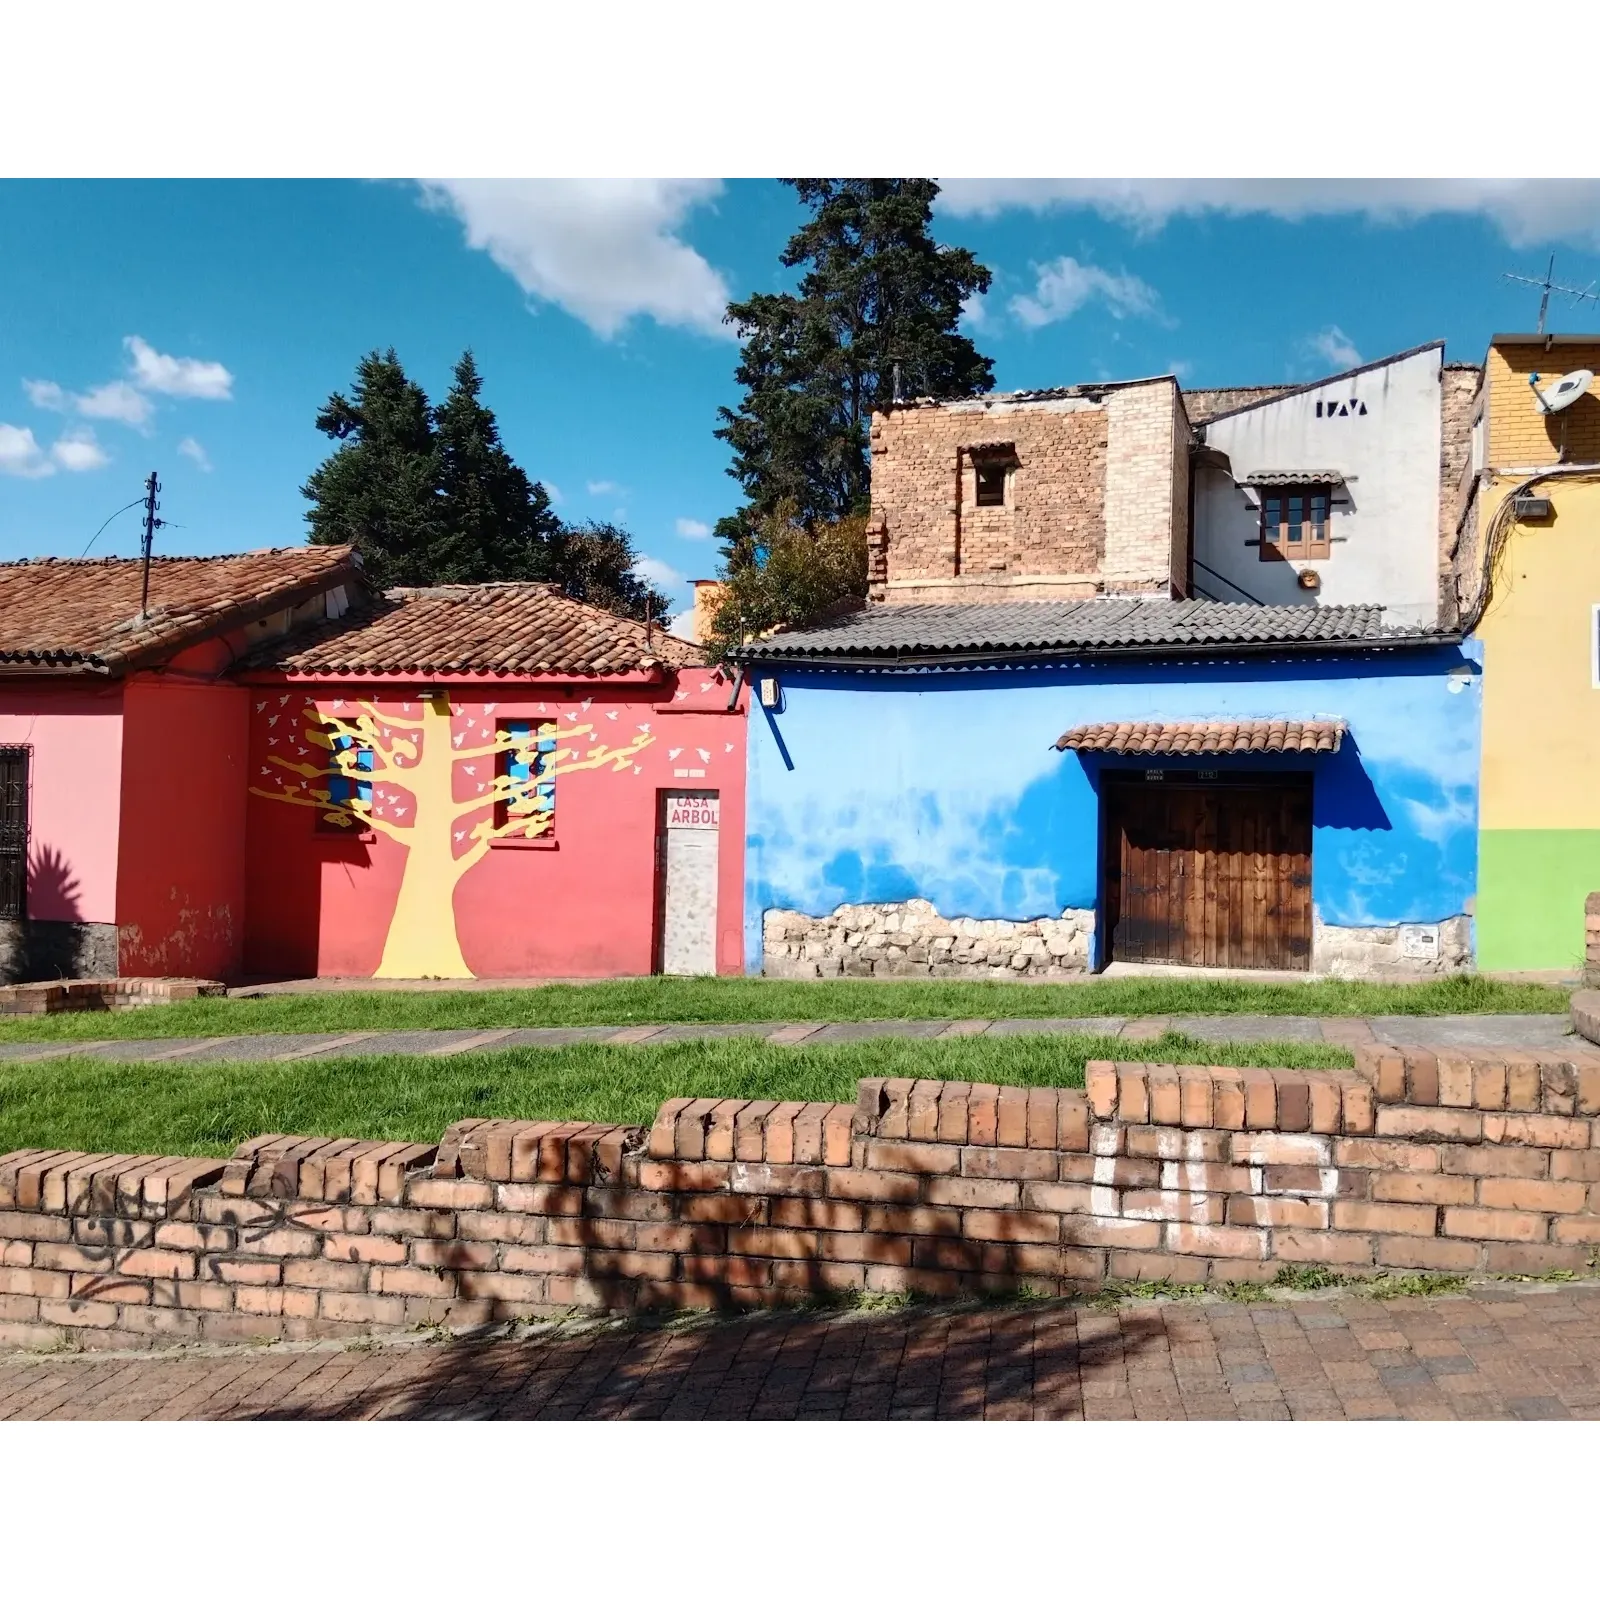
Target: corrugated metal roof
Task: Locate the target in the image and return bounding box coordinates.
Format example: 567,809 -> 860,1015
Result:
731,599 -> 1443,665
1055,719 -> 1346,756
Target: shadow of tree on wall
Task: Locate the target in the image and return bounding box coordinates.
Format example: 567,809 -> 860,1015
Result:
232,1300 -> 1160,1421
1,846 -> 86,982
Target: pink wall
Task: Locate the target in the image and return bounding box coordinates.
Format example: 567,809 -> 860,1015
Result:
0,683 -> 124,924
116,675 -> 249,980
241,670 -> 747,979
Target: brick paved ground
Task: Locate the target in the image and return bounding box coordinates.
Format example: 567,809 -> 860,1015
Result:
3,1282 -> 1598,1420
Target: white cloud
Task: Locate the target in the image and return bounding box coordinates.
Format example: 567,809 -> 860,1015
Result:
23,379 -> 66,411
541,480 -> 563,505
667,609 -> 698,642
959,292 -> 989,331
587,479 -> 624,497
675,517 -> 711,540
1305,326 -> 1362,371
124,335 -> 234,400
0,423 -> 53,477
177,436 -> 212,471
50,427 -> 109,473
937,179 -> 1600,248
417,179 -> 733,340
1010,257 -> 1165,329
632,554 -> 686,594
77,380 -> 155,431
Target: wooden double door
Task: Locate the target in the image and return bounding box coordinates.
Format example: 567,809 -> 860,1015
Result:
1102,774 -> 1312,971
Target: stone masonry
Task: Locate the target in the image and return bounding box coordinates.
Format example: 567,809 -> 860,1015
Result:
1311,914 -> 1473,981
763,898 -> 1093,979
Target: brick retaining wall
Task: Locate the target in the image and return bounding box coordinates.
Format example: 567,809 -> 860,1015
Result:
4,1045 -> 1600,1350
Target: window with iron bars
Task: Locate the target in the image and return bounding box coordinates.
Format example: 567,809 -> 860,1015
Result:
0,747 -> 28,920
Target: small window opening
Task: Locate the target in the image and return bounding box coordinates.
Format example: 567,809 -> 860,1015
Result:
974,459 -> 1008,507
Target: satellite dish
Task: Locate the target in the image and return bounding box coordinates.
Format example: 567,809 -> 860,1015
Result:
1533,370 -> 1595,414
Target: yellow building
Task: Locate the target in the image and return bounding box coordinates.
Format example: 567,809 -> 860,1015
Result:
1462,336 -> 1600,972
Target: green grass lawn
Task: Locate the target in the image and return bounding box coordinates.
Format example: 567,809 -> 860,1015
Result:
0,972 -> 1569,1044
0,1031 -> 1352,1159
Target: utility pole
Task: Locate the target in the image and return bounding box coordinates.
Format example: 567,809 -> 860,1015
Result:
139,471 -> 165,618
1503,254 -> 1600,335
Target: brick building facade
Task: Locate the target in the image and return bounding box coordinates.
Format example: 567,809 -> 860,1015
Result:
868,350 -> 1479,622
866,378 -> 1185,605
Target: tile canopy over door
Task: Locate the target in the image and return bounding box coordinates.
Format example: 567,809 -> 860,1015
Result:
1103,773 -> 1313,970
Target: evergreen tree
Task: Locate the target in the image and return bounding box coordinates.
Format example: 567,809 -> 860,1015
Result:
303,349 -> 443,589
305,350 -> 665,623
715,179 -> 995,539
433,351 -> 562,583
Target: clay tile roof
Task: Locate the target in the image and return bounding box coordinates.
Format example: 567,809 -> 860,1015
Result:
0,546 -> 358,676
1237,470 -> 1346,487
1053,719 -> 1347,756
246,582 -> 703,678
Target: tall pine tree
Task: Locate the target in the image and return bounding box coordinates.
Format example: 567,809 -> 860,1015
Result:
715,179 -> 995,540
433,350 -> 562,583
303,349 -> 442,589
303,349 -> 665,620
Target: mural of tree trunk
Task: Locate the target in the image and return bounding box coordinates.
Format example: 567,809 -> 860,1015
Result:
249,691 -> 652,977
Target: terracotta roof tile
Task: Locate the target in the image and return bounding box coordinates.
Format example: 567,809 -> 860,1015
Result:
1054,719 -> 1346,756
0,546 -> 358,675
246,583 -> 703,678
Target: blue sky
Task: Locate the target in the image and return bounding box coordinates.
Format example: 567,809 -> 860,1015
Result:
3,178 -> 1599,625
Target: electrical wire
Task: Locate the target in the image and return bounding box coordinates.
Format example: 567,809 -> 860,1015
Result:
79,498 -> 145,559
1461,462 -> 1600,634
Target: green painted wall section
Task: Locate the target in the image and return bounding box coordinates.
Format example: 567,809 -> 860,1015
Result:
1477,830 -> 1600,972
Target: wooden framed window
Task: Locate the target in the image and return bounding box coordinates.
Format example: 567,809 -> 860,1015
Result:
0,746 -> 27,919
1259,485 -> 1332,560
497,719 -> 557,840
974,458 -> 1008,507
316,730 -> 374,832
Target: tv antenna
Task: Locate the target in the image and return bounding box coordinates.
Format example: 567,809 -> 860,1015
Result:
1503,254 -> 1600,335
138,471 -> 167,618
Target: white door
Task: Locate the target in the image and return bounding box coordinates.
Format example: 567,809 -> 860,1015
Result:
660,790 -> 719,976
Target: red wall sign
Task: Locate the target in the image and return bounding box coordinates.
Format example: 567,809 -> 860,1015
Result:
667,795 -> 719,829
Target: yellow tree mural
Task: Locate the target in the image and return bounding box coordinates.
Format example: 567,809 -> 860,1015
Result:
249,690 -> 652,977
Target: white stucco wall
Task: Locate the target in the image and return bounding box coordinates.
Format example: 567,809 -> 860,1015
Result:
1192,345 -> 1443,628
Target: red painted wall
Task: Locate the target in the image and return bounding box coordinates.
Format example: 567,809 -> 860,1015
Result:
116,673 -> 249,980
241,670 -> 747,979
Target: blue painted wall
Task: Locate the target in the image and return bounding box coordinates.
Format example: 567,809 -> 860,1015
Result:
744,646 -> 1483,971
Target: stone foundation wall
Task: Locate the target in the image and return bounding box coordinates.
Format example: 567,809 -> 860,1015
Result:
5,1043 -> 1600,1351
763,899 -> 1094,980
1585,891 -> 1600,986
1312,914 -> 1473,980
0,919 -> 119,985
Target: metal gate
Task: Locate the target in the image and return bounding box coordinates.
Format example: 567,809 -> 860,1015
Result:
0,746 -> 28,920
